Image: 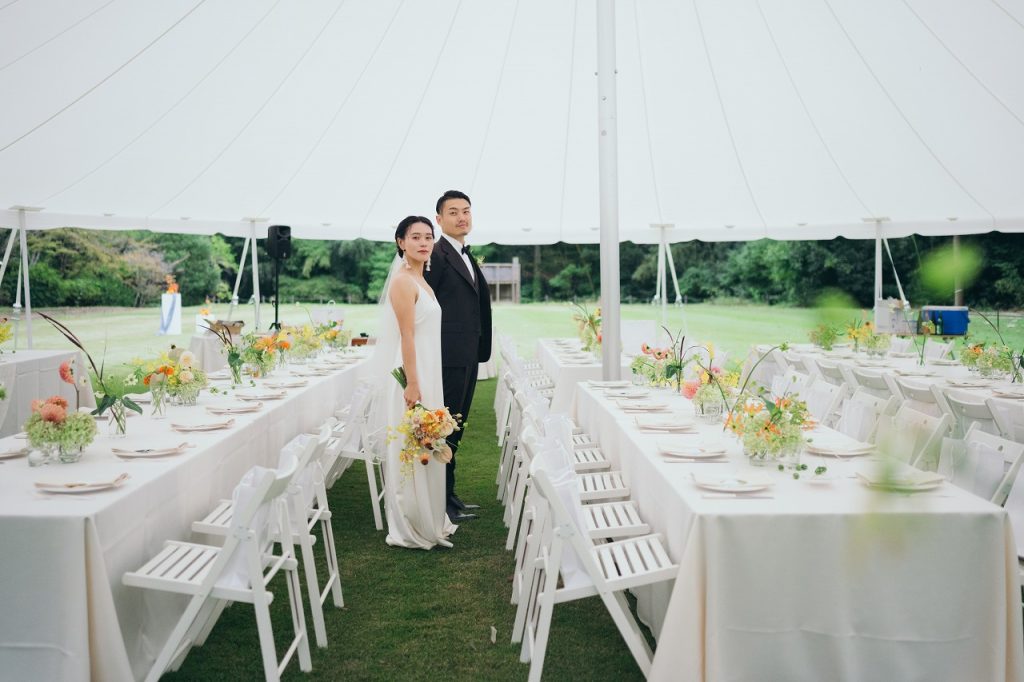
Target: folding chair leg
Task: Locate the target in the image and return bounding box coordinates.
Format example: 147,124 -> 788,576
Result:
320,517 -> 345,607
145,593 -> 210,682
526,560 -> 561,682
193,598 -> 229,647
365,459 -> 384,531
253,591 -> 283,682
284,569 -> 313,673
299,536 -> 328,648
601,590 -> 654,676
169,596 -> 223,672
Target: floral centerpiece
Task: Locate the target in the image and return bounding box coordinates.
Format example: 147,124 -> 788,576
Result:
204,323 -> 244,384
808,324 -> 840,351
725,394 -> 810,466
959,342 -> 984,369
631,330 -> 698,392
389,366 -> 460,476
976,344 -> 1015,378
571,303 -> 602,353
240,332 -> 279,378
283,324 -> 323,362
163,347 -> 208,405
25,395 -> 97,463
862,330 -> 891,357
38,312 -> 144,436
846,318 -> 873,352
317,321 -> 352,350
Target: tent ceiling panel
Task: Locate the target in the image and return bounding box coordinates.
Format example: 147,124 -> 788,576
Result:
1,0 -> 1023,244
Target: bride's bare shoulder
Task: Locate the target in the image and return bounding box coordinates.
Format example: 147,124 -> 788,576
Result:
388,272 -> 418,302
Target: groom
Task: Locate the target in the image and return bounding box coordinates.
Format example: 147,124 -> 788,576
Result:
425,189 -> 493,523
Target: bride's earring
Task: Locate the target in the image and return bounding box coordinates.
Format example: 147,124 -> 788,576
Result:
425,258 -> 431,272
403,254 -> 411,270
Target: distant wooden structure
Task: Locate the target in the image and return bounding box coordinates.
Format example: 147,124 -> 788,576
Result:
480,257 -> 521,303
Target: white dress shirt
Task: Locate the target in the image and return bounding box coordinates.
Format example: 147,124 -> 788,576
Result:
441,232 -> 474,282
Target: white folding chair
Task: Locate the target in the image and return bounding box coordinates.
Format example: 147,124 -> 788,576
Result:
938,388 -> 1006,439
890,377 -> 943,417
809,358 -> 846,387
997,459 -> 1024,590
518,464 -> 677,681
125,445 -> 313,682
193,430 -> 341,649
849,368 -> 897,401
924,338 -> 954,360
803,380 -> 848,427
837,389 -> 900,442
875,404 -> 952,470
333,381 -> 386,530
770,369 -> 812,400
990,400 -> 1024,445
938,425 -> 1024,505
890,336 -> 913,354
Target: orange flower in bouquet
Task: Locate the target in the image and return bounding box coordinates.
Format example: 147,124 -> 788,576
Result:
390,367 -> 461,475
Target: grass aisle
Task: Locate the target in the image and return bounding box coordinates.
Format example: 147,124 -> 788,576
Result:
170,379 -> 645,681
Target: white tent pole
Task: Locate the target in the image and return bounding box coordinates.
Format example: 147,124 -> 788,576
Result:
882,239 -> 908,305
658,227 -> 668,333
596,0 -> 620,380
651,240 -> 662,304
0,227 -> 17,292
874,225 -> 883,302
18,209 -> 32,348
227,236 -> 250,321
664,230 -> 682,304
249,221 -> 262,330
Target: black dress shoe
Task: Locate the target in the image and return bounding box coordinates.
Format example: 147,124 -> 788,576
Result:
451,495 -> 481,511
447,509 -> 479,523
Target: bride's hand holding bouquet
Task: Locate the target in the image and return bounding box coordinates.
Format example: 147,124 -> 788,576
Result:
390,366 -> 460,474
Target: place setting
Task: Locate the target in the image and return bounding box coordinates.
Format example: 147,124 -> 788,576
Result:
616,399 -> 670,413
604,387 -> 650,400
587,379 -> 632,388
264,377 -> 309,390
855,467 -> 946,494
170,417 -> 236,433
112,442 -> 195,460
992,386 -> 1024,400
658,438 -> 729,464
803,432 -> 875,458
34,472 -> 131,495
635,415 -> 697,434
206,401 -> 264,415
691,470 -> 774,499
233,389 -> 287,402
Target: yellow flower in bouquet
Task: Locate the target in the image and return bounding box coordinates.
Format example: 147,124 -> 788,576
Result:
0,317 -> 12,349
390,366 -> 461,476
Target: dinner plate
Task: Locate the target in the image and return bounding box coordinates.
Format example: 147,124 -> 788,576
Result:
659,444 -> 727,459
606,389 -> 650,399
894,369 -> 937,377
692,471 -> 773,493
0,447 -> 29,459
636,416 -> 696,433
588,380 -> 632,388
206,402 -> 263,415
945,378 -> 993,388
928,358 -> 959,366
112,443 -> 191,459
234,391 -> 286,402
291,368 -> 331,377
889,352 -> 917,359
265,379 -> 309,389
617,400 -> 669,411
855,470 -> 944,492
993,389 -> 1024,400
804,443 -> 874,457
35,472 -> 130,494
171,418 -> 236,432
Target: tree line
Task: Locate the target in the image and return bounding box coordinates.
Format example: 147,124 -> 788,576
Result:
1,228 -> 1020,310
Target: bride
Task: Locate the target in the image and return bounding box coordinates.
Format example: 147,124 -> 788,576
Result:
374,216 -> 458,549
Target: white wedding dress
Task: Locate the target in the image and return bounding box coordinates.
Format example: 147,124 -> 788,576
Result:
382,283 -> 458,549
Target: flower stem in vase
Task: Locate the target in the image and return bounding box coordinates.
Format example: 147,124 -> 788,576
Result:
151,385 -> 167,419
108,400 -> 128,438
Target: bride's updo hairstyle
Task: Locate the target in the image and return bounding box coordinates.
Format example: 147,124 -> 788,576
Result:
394,216 -> 435,256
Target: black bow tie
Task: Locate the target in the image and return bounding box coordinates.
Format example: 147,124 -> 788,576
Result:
461,244 -> 471,255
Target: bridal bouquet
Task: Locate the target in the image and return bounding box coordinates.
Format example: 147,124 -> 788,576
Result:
390,367 -> 460,475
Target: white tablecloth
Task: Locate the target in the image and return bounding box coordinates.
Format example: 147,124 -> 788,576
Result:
536,338 -> 632,413
0,353 -> 368,681
0,350 -> 97,437
573,384 -> 1024,681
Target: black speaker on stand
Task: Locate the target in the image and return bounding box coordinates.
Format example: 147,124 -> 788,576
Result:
267,225 -> 291,330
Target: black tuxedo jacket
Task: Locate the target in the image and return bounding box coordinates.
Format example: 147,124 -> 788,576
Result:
424,236 -> 493,367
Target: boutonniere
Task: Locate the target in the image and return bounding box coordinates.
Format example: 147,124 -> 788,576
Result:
474,255 -> 485,268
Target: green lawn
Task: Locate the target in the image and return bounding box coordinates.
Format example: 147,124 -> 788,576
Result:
10,302 -> 1022,368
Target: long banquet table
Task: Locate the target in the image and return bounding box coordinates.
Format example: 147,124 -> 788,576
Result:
0,353 -> 367,681
0,350 -> 97,437
573,382 -> 1024,681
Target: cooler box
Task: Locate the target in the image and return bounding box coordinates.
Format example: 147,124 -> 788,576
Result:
921,305 -> 969,336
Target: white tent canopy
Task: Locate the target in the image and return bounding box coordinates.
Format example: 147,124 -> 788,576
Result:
2,0 -> 1024,244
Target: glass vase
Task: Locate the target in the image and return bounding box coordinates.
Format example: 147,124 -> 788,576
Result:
150,384 -> 167,419
172,382 -> 202,406
229,361 -> 243,385
58,444 -> 84,464
108,401 -> 128,438
776,443 -> 802,471
743,444 -> 771,467
695,400 -> 724,425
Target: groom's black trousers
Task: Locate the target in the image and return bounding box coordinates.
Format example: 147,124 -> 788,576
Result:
442,362 -> 479,506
